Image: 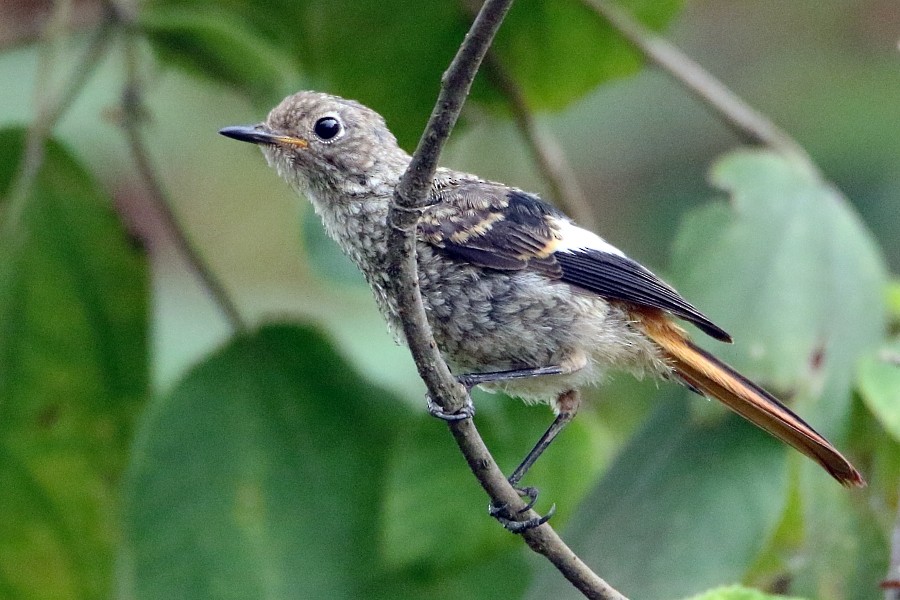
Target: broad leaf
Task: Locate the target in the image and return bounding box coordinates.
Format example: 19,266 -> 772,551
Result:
670,150 -> 887,430
381,395 -> 609,571
141,0 -> 684,147
669,149 -> 888,599
526,396 -> 789,600
857,339 -> 900,443
790,472 -> 888,600
0,128 -> 148,599
682,585 -> 806,600
490,0 -> 682,110
139,6 -> 300,106
120,325 -> 409,599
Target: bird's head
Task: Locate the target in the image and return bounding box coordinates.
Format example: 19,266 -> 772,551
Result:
220,91 -> 408,198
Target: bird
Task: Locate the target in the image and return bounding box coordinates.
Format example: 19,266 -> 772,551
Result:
220,90 -> 865,503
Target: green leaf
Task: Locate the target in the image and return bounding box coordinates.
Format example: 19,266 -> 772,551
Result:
857,339 -> 900,443
0,128 -> 148,599
139,6 -> 299,106
887,280 -> 900,323
140,0 -> 684,147
790,472 -> 888,600
670,150 -> 887,429
121,324 -> 412,599
681,585 -> 806,600
123,325 -> 570,599
667,151 -> 888,596
488,0 -> 683,110
369,552 -> 533,600
526,395 -> 789,600
381,395 -> 610,572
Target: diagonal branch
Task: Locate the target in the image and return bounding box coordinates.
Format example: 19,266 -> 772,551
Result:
584,0 -> 817,173
385,1 -> 626,598
3,7 -> 113,243
117,5 -> 248,334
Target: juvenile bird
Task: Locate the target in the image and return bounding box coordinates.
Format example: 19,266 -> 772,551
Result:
220,91 -> 864,502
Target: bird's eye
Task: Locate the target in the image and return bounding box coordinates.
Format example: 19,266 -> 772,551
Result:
313,116 -> 342,141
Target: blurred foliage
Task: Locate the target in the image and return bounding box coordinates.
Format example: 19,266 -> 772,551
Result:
528,397 -> 790,599
681,586 -> 805,600
0,129 -> 148,598
140,0 -> 683,148
671,151 -> 886,427
1,0 -> 898,599
858,339 -> 900,443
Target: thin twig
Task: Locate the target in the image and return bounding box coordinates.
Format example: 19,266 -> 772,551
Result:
385,1 -> 626,598
584,0 -> 817,173
118,15 -> 248,334
388,0 -> 517,418
483,52 -> 598,230
2,5 -> 113,242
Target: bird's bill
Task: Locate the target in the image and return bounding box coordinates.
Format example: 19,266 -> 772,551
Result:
219,125 -> 308,148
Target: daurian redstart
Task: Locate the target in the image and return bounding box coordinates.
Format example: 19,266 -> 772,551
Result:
221,91 -> 864,503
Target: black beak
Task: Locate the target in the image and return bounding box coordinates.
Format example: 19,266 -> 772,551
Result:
219,125 -> 279,145
219,125 -> 309,148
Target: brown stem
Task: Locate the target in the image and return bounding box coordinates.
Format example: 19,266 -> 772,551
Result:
118,21 -> 248,334
385,0 -> 626,598
3,6 -> 112,242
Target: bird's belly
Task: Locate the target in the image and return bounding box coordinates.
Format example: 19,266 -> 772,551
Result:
415,252 -> 666,401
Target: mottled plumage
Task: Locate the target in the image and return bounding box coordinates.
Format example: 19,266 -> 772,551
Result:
220,90 -> 864,488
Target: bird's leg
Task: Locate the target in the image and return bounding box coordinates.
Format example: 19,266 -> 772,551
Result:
491,389 -> 581,533
427,365 -> 565,422
509,389 -> 580,487
457,365 -> 565,388
429,360 -> 582,532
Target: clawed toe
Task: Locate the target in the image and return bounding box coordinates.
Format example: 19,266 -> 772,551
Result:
489,500 -> 556,533
489,485 -> 554,533
426,394 -> 475,421
514,486 -> 539,512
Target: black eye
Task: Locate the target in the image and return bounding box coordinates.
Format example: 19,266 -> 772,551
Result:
313,116 -> 342,141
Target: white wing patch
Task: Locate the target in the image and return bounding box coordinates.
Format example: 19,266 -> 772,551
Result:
554,220 -> 626,257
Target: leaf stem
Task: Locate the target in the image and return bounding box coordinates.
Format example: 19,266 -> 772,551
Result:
3,5 -> 113,242
584,0 -> 817,173
386,1 -> 626,598
116,4 -> 248,334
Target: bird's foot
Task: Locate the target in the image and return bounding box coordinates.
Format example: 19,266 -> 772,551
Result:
489,485 -> 555,533
426,394 -> 475,421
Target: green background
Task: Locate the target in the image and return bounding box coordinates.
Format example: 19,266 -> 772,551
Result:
1,0 -> 898,598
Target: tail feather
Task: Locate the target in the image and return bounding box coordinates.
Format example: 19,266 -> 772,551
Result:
638,312 -> 865,487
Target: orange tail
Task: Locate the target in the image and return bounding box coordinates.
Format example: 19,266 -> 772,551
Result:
638,313 -> 865,487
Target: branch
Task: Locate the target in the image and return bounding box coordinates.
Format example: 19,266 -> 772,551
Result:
386,1 -> 626,598
117,7 -> 248,334
583,0 -> 817,173
483,51 -> 598,230
2,5 -> 113,243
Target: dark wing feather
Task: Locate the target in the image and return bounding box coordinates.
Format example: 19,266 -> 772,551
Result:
556,249 -> 732,342
420,181 -> 563,276
420,178 -> 731,342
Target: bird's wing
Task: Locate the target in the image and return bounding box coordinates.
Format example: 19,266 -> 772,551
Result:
420,178 -> 732,342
